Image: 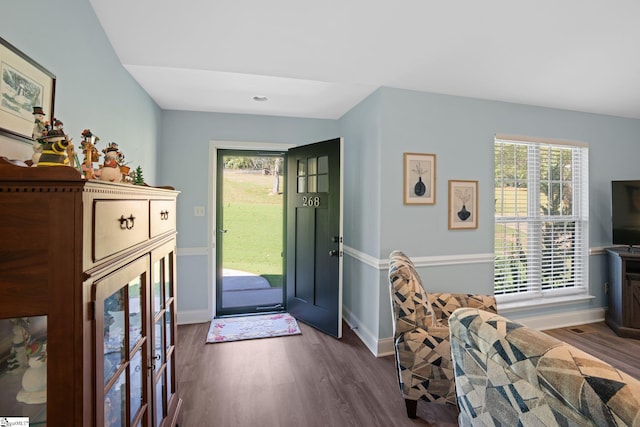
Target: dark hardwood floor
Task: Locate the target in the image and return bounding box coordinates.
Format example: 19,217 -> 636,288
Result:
176,320 -> 640,427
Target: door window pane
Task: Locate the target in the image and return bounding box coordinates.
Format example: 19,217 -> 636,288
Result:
163,257 -> 172,300
308,157 -> 317,175
318,156 -> 328,174
297,177 -> 306,193
129,277 -> 142,351
297,159 -> 306,176
155,375 -> 165,427
105,369 -> 126,427
308,176 -> 317,192
165,305 -> 172,351
153,260 -> 162,315
130,349 -> 144,421
167,356 -> 174,401
318,175 -> 329,193
154,316 -> 164,375
104,288 -> 126,385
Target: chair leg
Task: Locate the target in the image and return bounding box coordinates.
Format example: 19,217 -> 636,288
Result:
405,399 -> 417,419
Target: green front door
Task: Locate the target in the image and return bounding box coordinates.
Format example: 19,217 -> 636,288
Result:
286,138 -> 343,338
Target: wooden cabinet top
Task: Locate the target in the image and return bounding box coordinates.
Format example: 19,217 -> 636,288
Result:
0,157 -> 178,197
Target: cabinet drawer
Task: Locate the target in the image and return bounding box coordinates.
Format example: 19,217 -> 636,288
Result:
150,199 -> 176,238
93,200 -> 149,261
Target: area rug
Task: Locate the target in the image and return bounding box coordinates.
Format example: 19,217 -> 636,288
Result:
206,313 -> 301,344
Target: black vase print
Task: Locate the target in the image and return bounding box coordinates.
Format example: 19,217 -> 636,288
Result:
414,177 -> 426,196
457,204 -> 471,221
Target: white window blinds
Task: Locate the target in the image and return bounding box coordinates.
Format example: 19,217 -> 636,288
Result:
494,136 -> 589,299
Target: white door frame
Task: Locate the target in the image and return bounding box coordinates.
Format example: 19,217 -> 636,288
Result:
208,140 -> 296,319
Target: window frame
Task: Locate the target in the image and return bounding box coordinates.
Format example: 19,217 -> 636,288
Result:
494,136 -> 590,309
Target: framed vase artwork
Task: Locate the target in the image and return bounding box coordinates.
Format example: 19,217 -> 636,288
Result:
404,152 -> 436,205
448,180 -> 478,229
0,37 -> 56,142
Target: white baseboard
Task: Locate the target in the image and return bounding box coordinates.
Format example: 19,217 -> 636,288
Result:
343,307 -> 383,357
178,309 -> 211,325
511,307 -> 605,331
376,337 -> 395,357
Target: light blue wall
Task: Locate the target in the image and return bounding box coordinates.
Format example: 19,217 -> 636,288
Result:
338,90 -> 383,341
158,110 -> 339,313
0,0 -> 161,182
344,87 -> 640,340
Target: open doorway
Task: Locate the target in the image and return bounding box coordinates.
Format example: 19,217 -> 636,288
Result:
215,149 -> 285,316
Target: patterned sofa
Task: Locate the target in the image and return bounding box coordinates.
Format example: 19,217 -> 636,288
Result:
388,251 -> 497,418
450,308 -> 640,426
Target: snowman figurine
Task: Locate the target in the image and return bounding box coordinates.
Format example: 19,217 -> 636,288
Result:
100,142 -> 122,182
16,338 -> 47,404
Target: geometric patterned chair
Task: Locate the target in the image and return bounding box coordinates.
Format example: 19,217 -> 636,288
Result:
450,307 -> 640,426
388,250 -> 498,418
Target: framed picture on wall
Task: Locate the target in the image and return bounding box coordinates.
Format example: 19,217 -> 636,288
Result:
0,36 -> 56,142
404,152 -> 436,205
448,180 -> 478,229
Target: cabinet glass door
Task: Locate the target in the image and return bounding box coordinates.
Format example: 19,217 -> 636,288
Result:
151,242 -> 177,426
0,316 -> 48,425
95,256 -> 149,427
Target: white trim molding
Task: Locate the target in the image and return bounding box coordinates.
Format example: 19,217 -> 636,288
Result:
343,245 -> 495,270
342,306 -> 394,357
178,309 -> 211,325
344,244 -> 609,271
177,247 -> 208,256
342,246 -> 383,269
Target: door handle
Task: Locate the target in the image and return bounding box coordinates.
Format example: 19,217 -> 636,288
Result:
329,250 -> 339,257
217,229 -> 228,233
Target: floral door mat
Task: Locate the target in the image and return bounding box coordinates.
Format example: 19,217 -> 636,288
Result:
206,313 -> 301,344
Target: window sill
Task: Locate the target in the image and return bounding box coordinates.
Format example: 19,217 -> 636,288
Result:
496,292 -> 595,314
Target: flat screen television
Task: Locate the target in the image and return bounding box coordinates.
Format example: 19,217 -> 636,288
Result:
612,180 -> 640,247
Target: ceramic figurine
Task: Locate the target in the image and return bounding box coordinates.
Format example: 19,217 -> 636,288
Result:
30,107 -> 48,166
36,118 -> 70,167
81,129 -> 101,179
7,318 -> 30,374
31,106 -> 47,141
100,142 -> 122,182
31,141 -> 43,166
16,338 -> 47,404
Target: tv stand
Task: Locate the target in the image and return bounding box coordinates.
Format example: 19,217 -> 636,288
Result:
606,247 -> 640,339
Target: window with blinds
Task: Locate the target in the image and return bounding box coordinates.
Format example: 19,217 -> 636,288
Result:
494,136 -> 589,300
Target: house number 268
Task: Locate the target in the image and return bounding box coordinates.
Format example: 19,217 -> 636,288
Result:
303,196 -> 320,207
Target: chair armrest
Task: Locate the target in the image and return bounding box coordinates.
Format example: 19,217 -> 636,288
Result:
429,293 -> 497,326
396,326 -> 451,361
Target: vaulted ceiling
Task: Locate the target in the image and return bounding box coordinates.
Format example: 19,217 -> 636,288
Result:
90,0 -> 640,120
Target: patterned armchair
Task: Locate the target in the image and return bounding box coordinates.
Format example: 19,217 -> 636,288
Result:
450,308 -> 640,426
388,250 -> 497,418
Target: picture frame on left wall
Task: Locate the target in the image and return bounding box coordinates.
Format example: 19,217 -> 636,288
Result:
0,37 -> 55,143
404,152 -> 436,204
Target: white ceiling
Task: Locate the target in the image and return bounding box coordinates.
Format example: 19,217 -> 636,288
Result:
90,0 -> 640,120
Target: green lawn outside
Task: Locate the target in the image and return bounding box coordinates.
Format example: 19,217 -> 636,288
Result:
221,170 -> 283,287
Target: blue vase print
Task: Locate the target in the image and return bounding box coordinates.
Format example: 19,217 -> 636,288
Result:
414,177 -> 426,196
457,205 -> 471,221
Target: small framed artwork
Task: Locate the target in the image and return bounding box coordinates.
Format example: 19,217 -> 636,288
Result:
404,152 -> 436,205
0,36 -> 56,142
448,180 -> 478,230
